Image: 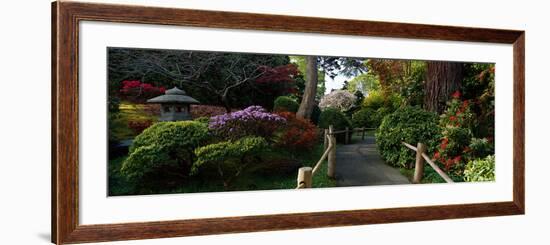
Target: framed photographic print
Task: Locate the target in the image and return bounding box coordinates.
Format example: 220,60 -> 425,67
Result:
52,1 -> 525,244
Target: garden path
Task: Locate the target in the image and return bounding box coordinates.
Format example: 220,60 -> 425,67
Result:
335,136 -> 410,187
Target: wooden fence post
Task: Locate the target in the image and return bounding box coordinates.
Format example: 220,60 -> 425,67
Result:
345,127 -> 350,144
323,129 -> 328,151
297,167 -> 312,188
413,142 -> 426,184
328,125 -> 336,178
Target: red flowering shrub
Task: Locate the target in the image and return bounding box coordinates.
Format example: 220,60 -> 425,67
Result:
434,91 -> 475,173
119,80 -> 165,103
190,105 -> 229,119
127,119 -> 153,135
275,112 -> 318,151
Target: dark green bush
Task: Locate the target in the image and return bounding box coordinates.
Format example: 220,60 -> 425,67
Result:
352,108 -> 375,128
319,107 -> 352,142
121,121 -> 209,183
319,107 -> 352,130
352,106 -> 394,129
376,106 -> 440,168
468,137 -> 494,159
273,96 -> 299,113
311,104 -> 321,125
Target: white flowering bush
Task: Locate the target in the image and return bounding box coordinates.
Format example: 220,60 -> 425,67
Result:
319,90 -> 356,111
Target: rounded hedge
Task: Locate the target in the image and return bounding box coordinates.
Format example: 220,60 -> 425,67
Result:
375,106 -> 440,168
121,121 -> 209,182
319,107 -> 352,130
273,96 -> 299,113
192,136 -> 268,176
319,107 -> 352,142
352,108 -> 375,128
352,107 -> 393,129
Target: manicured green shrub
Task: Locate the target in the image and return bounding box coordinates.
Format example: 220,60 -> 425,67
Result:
352,108 -> 375,128
319,107 -> 352,130
464,155 -> 495,182
351,107 -> 393,129
121,121 -> 209,183
374,107 -> 393,122
376,106 -> 440,168
273,96 -> 299,113
318,107 -> 352,142
192,136 -> 268,188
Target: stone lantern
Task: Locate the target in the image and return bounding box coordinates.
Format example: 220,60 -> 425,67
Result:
147,87 -> 200,121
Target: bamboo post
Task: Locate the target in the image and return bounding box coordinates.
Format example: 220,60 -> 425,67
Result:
345,127 -> 350,144
328,125 -> 336,178
362,128 -> 365,140
297,167 -> 312,188
323,129 -> 328,151
413,142 -> 427,184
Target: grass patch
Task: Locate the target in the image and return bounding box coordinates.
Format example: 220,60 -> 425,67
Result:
110,101 -> 158,140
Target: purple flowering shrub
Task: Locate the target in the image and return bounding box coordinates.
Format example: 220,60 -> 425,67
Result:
209,106 -> 286,140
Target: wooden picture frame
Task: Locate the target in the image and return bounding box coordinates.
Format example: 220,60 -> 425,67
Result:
52,1 -> 525,244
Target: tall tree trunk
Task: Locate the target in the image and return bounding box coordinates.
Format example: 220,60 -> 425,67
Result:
424,61 -> 464,113
297,56 -> 318,119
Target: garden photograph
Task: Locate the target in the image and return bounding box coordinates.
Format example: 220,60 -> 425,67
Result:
107,47 -> 496,196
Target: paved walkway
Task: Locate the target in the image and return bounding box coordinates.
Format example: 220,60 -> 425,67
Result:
335,136 -> 410,187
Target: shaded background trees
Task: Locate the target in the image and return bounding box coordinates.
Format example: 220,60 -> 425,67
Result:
108,48 -> 296,111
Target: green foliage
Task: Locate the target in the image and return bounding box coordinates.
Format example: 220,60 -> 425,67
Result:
193,116 -> 210,124
462,63 -> 495,138
352,106 -> 394,129
362,90 -> 385,110
398,61 -> 426,107
310,104 -> 321,125
352,108 -> 375,128
464,155 -> 495,182
121,144 -> 174,182
109,102 -> 159,141
468,137 -> 494,159
192,137 -> 268,187
273,96 -> 299,113
441,126 -> 472,156
434,95 -> 476,173
347,73 -> 380,93
376,106 -> 440,168
318,107 -> 352,130
121,121 -> 209,183
318,107 -> 352,143
290,56 -> 326,100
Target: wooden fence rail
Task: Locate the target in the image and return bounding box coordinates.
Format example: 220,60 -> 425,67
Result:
296,126 -> 378,189
296,125 -> 336,189
331,127 -> 376,144
402,142 -> 454,183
